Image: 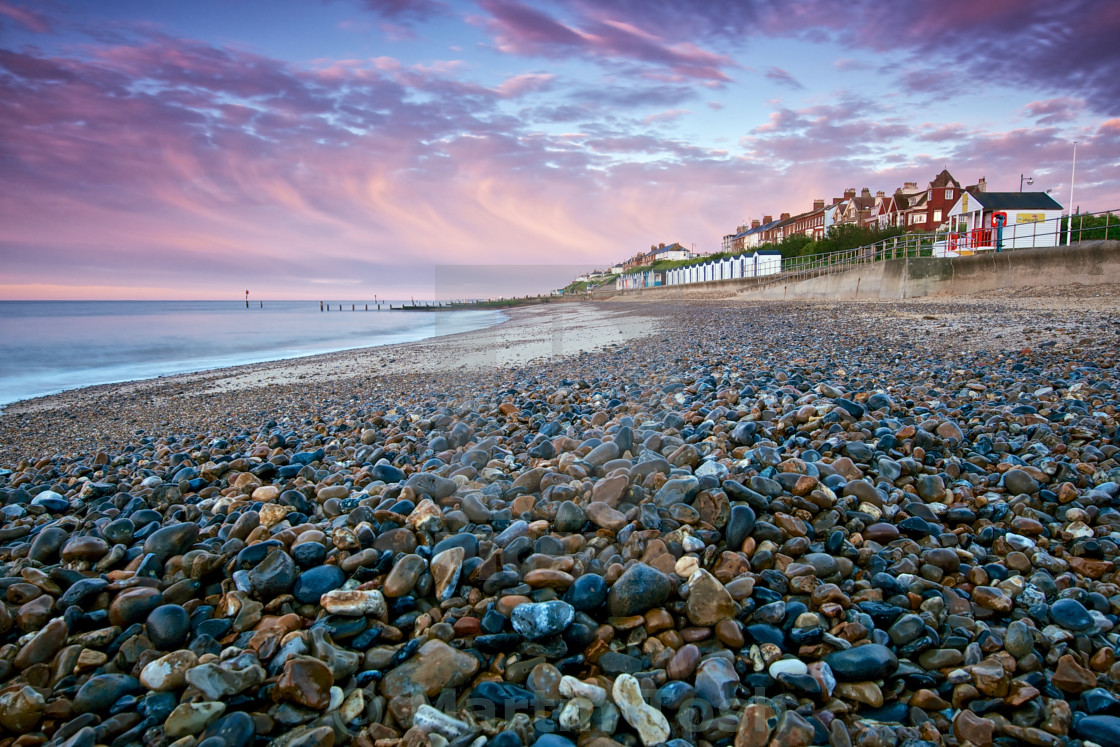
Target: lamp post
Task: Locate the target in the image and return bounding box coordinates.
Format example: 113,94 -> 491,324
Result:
1066,141 -> 1078,246
1019,174 -> 1034,192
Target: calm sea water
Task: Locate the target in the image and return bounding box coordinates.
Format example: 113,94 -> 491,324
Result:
0,301 -> 506,406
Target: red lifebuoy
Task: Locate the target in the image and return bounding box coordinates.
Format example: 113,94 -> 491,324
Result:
991,211 -> 1007,227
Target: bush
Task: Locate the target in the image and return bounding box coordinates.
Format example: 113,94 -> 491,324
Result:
1063,213 -> 1120,243
776,224 -> 905,260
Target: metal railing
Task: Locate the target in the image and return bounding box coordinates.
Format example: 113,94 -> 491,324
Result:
748,208 -> 1119,292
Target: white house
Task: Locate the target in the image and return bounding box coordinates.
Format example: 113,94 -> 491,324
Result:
939,191 -> 1064,255
649,242 -> 691,262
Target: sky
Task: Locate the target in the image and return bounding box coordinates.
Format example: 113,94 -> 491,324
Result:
1,0 -> 1119,300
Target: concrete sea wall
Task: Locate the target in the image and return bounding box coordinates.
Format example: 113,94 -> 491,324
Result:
595,241 -> 1120,301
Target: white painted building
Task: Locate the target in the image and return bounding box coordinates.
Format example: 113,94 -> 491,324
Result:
663,250 -> 783,286
938,191 -> 1064,256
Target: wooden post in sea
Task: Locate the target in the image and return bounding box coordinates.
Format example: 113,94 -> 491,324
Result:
245,289 -> 249,308
320,301 -> 324,312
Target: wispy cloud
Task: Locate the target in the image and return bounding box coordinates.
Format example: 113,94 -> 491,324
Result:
473,0 -> 736,82
764,66 -> 803,90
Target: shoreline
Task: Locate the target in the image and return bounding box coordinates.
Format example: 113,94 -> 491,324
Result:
0,301 -> 512,413
0,302 -> 665,463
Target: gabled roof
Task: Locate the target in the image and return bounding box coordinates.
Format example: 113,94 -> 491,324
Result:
929,169 -> 961,190
965,191 -> 1063,210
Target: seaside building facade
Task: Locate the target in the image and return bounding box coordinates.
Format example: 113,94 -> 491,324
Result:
940,191 -> 1064,254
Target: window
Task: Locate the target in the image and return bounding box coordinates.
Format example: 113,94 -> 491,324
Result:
928,189 -> 932,200
933,209 -> 942,222
945,188 -> 954,200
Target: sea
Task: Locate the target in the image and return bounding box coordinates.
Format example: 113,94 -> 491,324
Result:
0,300 -> 506,407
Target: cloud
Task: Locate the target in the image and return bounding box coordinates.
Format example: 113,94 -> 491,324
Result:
1025,97 -> 1085,125
764,66 -> 803,89
643,108 -> 689,124
2,4 -> 1118,301
0,29 -> 753,298
474,0 -> 736,82
494,71 -> 554,98
0,1 -> 52,33
357,0 -> 448,22
535,0 -> 1120,116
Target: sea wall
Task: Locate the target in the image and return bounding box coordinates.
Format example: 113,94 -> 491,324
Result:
595,241 -> 1120,301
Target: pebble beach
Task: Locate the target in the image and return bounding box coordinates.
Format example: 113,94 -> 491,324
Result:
3,290 -> 1120,747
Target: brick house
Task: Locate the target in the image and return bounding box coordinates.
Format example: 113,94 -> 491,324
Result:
792,200 -> 828,239
895,170 -> 966,232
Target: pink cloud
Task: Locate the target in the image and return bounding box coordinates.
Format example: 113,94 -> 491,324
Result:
1025,97 -> 1085,125
0,0 -> 52,33
475,0 -> 735,82
536,0 -> 1120,116
494,71 -> 554,97
1,11 -> 1118,302
643,108 -> 689,124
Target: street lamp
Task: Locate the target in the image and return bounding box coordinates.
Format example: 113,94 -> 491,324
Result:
1019,174 -> 1034,192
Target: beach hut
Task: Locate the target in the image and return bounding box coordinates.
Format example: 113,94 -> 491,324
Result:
941,191 -> 1064,255
756,250 -> 782,276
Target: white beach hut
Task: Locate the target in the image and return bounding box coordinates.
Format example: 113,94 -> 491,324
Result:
940,191 -> 1064,255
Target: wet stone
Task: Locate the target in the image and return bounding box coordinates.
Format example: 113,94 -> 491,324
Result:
608,563 -> 672,617
1050,598 -> 1093,632
145,604 -> 190,650
824,644 -> 898,681
292,564 -> 345,604
511,600 -> 575,640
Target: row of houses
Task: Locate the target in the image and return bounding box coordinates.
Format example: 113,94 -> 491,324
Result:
616,242 -> 694,272
723,170 -> 989,252
590,167 -> 1069,294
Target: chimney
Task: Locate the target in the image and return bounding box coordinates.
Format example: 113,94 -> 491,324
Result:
904,182 -> 917,190
977,177 -> 987,192
813,199 -> 824,210
876,190 -> 885,198
861,188 -> 871,198
659,242 -> 665,249
832,197 -> 843,206
763,215 -> 772,224
650,245 -> 656,251
780,212 -> 790,220
751,219 -> 760,229
844,188 -> 856,198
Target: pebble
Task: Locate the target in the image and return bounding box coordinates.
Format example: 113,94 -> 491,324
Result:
1050,598 -> 1094,632
146,604 -> 190,650
607,563 -> 671,617
510,600 -> 575,639
292,564 -> 345,604
613,673 -> 670,746
2,298 -> 1120,747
